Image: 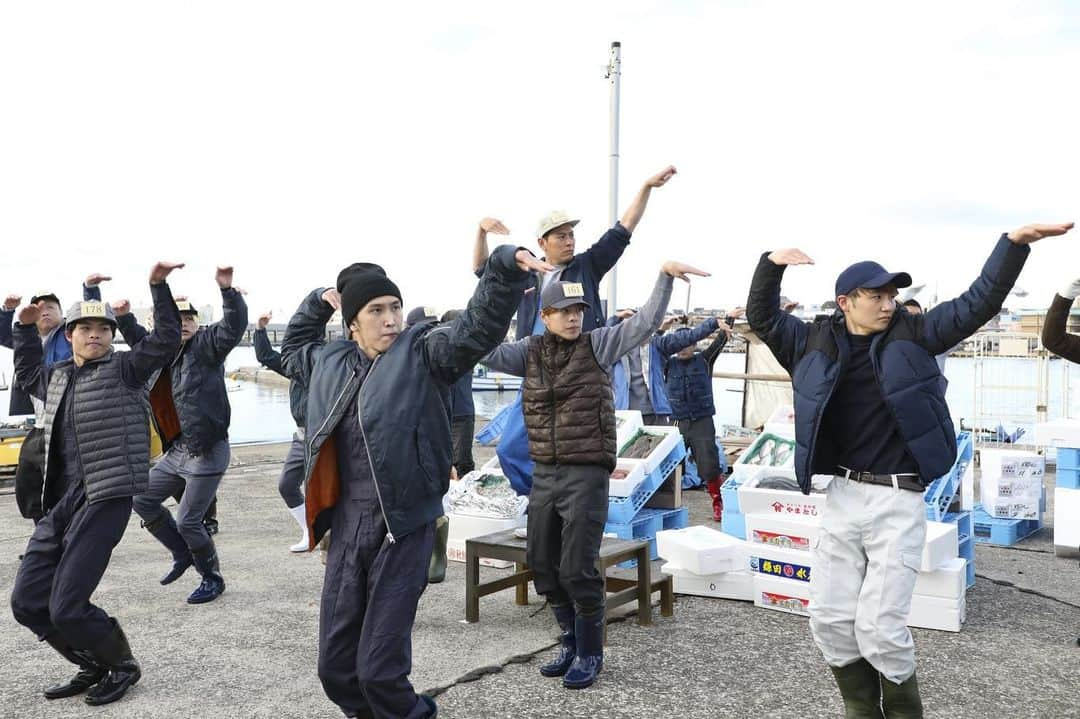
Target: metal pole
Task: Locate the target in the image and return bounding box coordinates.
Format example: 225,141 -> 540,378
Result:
606,41 -> 621,315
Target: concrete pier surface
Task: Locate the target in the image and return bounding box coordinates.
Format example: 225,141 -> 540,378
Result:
1,441 -> 1076,718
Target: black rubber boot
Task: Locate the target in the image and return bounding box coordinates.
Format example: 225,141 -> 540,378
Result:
187,540 -> 226,604
427,516 -> 449,584
829,659 -> 885,719
420,694 -> 438,717
84,621 -> 141,706
41,634 -> 107,700
562,609 -> 604,689
539,604 -> 576,677
142,514 -> 193,585
880,672 -> 923,718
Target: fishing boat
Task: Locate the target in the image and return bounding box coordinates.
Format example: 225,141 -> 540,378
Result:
472,366 -> 522,392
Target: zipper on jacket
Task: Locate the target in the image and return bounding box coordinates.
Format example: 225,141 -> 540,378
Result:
356,354 -> 395,543
308,371 -> 357,465
868,333 -> 922,482
806,321 -> 845,487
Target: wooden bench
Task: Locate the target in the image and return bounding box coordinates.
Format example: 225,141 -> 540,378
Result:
464,529 -> 674,630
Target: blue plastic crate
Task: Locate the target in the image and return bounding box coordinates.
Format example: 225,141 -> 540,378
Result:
720,508 -> 746,540
942,510 -> 976,589
972,504 -> 1042,546
923,432 -> 972,521
1056,466 -> 1080,490
607,440 -> 687,525
606,506 -> 689,567
721,474 -> 746,515
1056,446 -> 1080,468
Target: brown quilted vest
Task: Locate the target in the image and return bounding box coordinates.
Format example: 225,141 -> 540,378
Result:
523,332 -> 616,470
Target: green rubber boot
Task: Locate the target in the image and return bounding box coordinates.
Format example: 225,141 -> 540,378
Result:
880,672 -> 923,718
427,515 -> 449,584
829,659 -> 884,719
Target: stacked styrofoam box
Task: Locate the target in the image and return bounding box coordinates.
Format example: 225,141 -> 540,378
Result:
746,511 -> 815,616
608,458 -> 647,498
446,513 -> 526,569
979,449 -> 1045,520
656,525 -> 754,601
615,410 -> 644,454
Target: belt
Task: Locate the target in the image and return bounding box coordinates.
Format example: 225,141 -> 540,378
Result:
836,466 -> 923,493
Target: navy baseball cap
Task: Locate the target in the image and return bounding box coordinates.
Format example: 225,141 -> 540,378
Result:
835,261 -> 912,298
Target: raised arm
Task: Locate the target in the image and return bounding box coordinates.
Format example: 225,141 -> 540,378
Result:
191,267 -> 249,365
479,337 -> 530,377
591,262 -> 708,366
253,311 -> 286,377
423,245 -> 545,383
12,306 -> 48,400
0,294 -> 19,349
83,273 -> 111,302
473,217 -> 509,275
653,317 -> 720,357
702,318 -> 735,366
921,223 -> 1072,354
618,165 -> 676,233
124,263 -> 184,386
281,288 -> 338,386
746,249 -> 814,373
1041,277 -> 1080,363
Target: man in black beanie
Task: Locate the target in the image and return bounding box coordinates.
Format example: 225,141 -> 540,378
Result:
283,245 -> 550,719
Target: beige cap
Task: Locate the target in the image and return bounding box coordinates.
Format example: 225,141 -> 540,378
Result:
175,300 -> 198,317
536,210 -> 580,239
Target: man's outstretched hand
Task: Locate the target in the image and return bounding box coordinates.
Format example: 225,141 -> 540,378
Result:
767,249 -> 814,267
150,262 -> 185,285
661,261 -> 710,283
515,250 -> 555,274
1007,222 -> 1074,245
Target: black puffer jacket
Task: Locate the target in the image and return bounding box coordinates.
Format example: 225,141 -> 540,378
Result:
13,282 -> 182,507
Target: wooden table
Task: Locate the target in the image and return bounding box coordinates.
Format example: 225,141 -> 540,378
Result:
464,529 -> 674,631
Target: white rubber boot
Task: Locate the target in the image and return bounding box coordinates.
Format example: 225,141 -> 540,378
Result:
288,504 -> 309,553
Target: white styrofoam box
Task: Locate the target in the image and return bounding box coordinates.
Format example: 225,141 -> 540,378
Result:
615,410 -> 644,453
737,469 -> 826,520
608,458 -> 647,498
753,573 -> 811,617
745,512 -> 821,552
907,593 -> 965,633
1053,487 -> 1080,557
655,525 -> 748,575
979,449 -> 1045,480
662,563 -> 754,601
913,558 -> 967,600
1034,419 -> 1080,449
622,425 -> 682,474
748,542 -> 813,583
446,512 -> 526,544
961,459 -> 975,510
980,497 -> 1041,521
920,521 -> 959,571
446,539 -> 514,569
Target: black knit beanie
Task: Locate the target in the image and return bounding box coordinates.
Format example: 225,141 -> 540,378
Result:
339,266 -> 402,326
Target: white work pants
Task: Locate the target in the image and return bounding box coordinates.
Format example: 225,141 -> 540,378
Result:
809,475 -> 927,684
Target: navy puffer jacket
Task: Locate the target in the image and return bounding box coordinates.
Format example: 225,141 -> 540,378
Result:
746,235 -> 1029,494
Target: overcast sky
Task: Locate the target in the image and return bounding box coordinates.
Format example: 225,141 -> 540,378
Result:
2,0 -> 1078,322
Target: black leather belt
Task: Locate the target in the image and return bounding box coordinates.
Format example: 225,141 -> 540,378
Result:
836,466 -> 923,493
